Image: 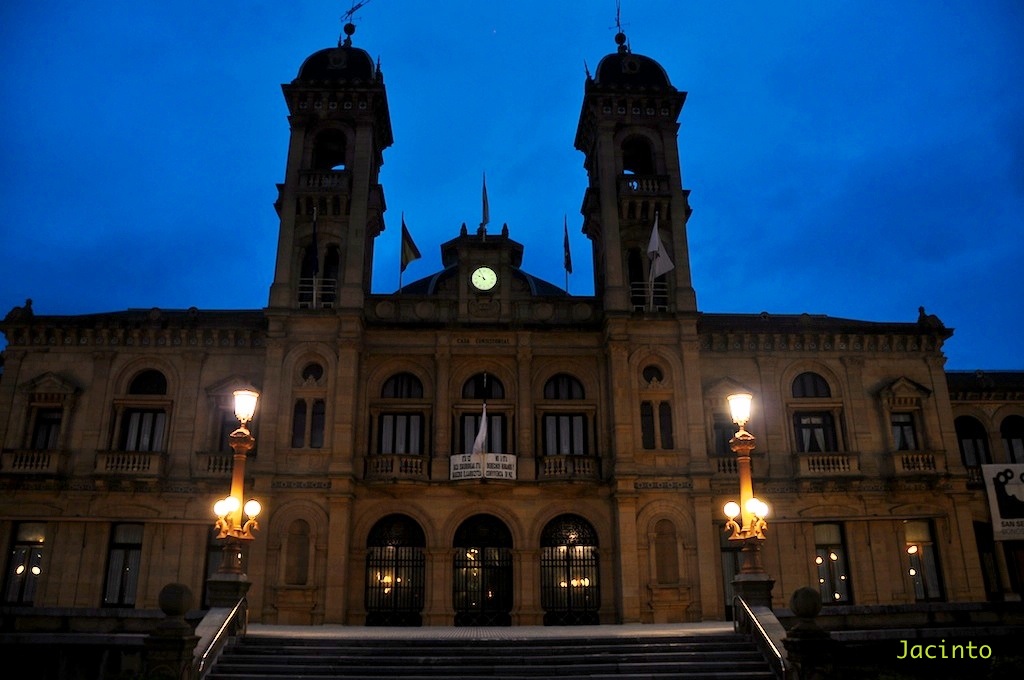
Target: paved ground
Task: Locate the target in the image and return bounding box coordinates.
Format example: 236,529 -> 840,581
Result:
246,622 -> 735,640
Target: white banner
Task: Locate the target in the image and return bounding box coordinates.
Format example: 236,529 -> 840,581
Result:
450,453 -> 517,481
982,464 -> 1024,540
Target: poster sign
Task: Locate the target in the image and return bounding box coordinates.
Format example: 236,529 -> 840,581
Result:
982,464 -> 1024,540
450,453 -> 517,481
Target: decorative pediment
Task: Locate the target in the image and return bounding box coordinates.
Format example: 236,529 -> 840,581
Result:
704,377 -> 755,408
205,375 -> 260,402
17,372 -> 79,400
880,376 -> 931,409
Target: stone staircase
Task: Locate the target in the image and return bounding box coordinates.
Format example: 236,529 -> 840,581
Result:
205,629 -> 777,679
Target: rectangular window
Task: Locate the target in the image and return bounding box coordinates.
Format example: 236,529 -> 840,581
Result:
379,413 -> 424,455
218,407 -> 239,453
542,414 -> 588,455
712,413 -> 733,457
640,402 -> 655,450
103,523 -> 143,607
121,408 -> 167,452
891,413 -> 917,450
813,523 -> 852,604
310,399 -> 326,449
658,402 -> 674,449
30,408 -> 62,450
905,520 -> 944,601
794,412 -> 838,452
3,522 -> 47,605
461,413 -> 507,454
292,400 -> 307,448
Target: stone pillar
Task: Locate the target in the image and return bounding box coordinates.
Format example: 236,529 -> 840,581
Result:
144,583 -> 200,680
782,587 -> 834,680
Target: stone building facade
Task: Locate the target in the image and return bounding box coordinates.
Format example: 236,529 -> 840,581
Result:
1,28 -> 1021,627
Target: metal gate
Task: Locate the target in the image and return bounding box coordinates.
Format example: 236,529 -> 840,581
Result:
452,514 -> 513,626
365,514 -> 425,626
540,514 -> 600,625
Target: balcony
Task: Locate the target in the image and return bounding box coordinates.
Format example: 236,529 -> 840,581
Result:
95,450 -> 164,478
364,454 -> 428,482
618,174 -> 669,195
537,455 -> 601,481
299,170 -> 349,192
795,451 -> 861,477
892,450 -> 944,476
713,456 -> 738,475
193,451 -> 233,479
1,449 -> 69,476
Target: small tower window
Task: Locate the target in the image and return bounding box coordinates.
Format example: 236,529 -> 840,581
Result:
312,129 -> 347,171
622,136 -> 655,175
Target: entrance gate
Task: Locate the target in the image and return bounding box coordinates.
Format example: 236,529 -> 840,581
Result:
452,514 -> 513,626
540,514 -> 600,625
365,514 -> 426,626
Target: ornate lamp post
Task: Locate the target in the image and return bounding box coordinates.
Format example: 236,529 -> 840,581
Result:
723,392 -> 774,607
212,388 -> 262,578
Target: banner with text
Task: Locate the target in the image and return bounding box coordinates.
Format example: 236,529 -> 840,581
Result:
450,453 -> 517,481
982,464 -> 1024,540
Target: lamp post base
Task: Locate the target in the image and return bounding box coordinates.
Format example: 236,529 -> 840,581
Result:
206,572 -> 252,608
733,572 -> 775,610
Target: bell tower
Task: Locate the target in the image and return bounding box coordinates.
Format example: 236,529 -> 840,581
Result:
575,32 -> 697,313
268,23 -> 393,311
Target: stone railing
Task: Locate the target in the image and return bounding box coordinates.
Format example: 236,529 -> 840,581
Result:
893,450 -> 943,475
1,449 -> 68,476
193,451 -> 233,479
364,454 -> 428,481
795,451 -> 861,477
714,456 -> 738,475
537,455 -> 601,481
299,170 -> 349,191
95,450 -> 164,478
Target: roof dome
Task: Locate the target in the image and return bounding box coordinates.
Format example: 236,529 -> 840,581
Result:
295,45 -> 376,84
293,23 -> 376,84
593,32 -> 672,89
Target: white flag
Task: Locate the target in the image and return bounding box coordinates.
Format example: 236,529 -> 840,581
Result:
647,212 -> 675,280
472,403 -> 488,455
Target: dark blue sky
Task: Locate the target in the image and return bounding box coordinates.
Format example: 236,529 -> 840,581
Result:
2,2 -> 1022,369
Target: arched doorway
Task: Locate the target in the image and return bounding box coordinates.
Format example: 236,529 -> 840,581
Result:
452,514 -> 513,626
541,514 -> 600,625
364,514 -> 425,626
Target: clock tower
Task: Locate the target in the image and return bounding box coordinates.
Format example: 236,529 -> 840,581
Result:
575,32 -> 697,314
268,23 -> 393,312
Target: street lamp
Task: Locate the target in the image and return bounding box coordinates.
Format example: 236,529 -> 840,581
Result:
723,393 -> 770,575
212,388 -> 262,575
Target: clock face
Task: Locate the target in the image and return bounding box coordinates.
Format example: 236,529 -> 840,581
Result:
471,266 -> 497,291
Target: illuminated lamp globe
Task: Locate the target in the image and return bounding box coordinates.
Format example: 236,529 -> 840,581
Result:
724,501 -> 740,519
244,499 -> 262,519
213,498 -> 230,518
233,389 -> 259,424
746,497 -> 768,518
727,393 -> 753,427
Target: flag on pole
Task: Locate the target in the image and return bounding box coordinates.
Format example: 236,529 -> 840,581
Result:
304,205 -> 320,276
400,213 -> 421,273
472,403 -> 488,455
480,172 -> 490,233
646,212 -> 674,280
563,215 -> 573,274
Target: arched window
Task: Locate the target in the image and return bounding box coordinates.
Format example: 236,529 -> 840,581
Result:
793,372 -> 831,398
311,129 -> 347,171
382,373 -> 424,399
365,514 -> 426,626
653,519 -> 679,585
791,372 -> 839,453
459,374 -> 508,454
284,520 -> 311,586
621,136 -> 655,175
955,416 -> 990,468
117,369 -> 169,452
540,514 -> 600,625
129,370 -> 167,395
375,373 -> 426,456
541,374 -> 589,457
452,514 -> 513,627
292,361 -> 327,449
1001,415 -> 1024,463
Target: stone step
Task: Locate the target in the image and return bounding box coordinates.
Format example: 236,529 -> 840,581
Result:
206,632 -> 776,680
